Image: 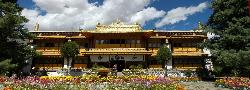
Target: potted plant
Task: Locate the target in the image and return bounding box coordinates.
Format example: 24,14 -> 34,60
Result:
92,63 -> 110,77
97,68 -> 110,77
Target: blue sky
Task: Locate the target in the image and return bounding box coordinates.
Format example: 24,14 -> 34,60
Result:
148,0 -> 212,30
17,0 -> 212,31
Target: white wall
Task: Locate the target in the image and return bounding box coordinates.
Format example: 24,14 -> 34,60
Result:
90,55 -> 144,62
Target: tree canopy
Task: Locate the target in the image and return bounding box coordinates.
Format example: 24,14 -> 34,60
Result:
60,41 -> 79,59
156,46 -> 172,68
204,0 -> 250,76
0,0 -> 35,75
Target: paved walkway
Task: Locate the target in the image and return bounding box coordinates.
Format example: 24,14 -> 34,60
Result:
117,72 -> 124,76
180,81 -> 231,90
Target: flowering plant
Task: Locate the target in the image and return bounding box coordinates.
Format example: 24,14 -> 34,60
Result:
0,75 -> 185,90
215,77 -> 250,90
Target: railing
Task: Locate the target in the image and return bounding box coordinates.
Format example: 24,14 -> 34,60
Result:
35,64 -> 62,70
79,48 -> 87,52
39,51 -> 61,55
36,47 -> 60,55
173,47 -> 201,52
36,47 -> 59,51
95,44 -> 143,48
173,47 -> 202,54
87,48 -> 147,52
36,47 -> 86,55
148,48 -> 159,56
73,64 -> 87,69
174,64 -> 202,69
149,65 -> 162,68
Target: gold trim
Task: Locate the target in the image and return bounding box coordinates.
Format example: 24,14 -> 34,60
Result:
36,36 -> 66,38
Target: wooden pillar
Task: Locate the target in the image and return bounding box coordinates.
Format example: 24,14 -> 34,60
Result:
145,38 -> 148,50
130,39 -> 131,48
166,38 -> 172,69
87,56 -> 91,68
144,55 -> 148,68
248,0 -> 250,16
68,57 -> 72,68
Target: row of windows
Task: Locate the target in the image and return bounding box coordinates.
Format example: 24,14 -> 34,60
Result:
173,59 -> 202,64
150,60 -> 160,65
148,43 -> 162,48
96,39 -> 140,44
38,42 -> 89,48
39,43 -> 67,47
35,59 -> 87,64
173,43 -> 197,47
35,59 -> 63,64
74,59 -> 88,63
39,42 -> 198,48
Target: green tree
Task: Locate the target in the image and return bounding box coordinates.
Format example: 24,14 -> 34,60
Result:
204,0 -> 250,76
156,46 -> 172,68
0,0 -> 35,75
60,41 -> 79,69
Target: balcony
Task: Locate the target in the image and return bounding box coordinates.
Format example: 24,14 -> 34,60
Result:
36,47 -> 86,56
36,47 -> 60,55
82,48 -> 152,55
148,48 -> 159,56
95,44 -> 143,48
174,64 -> 202,70
172,47 -> 207,56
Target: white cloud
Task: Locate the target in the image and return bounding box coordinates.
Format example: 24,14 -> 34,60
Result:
21,8 -> 39,30
22,0 -> 209,31
130,7 -> 165,25
155,2 -> 208,28
22,0 -> 165,31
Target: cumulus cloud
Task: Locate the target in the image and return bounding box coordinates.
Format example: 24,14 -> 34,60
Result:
21,0 -> 208,31
22,0 -> 165,31
155,2 -> 208,28
130,7 -> 165,25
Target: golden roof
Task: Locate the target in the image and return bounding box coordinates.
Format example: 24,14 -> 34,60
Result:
94,20 -> 142,33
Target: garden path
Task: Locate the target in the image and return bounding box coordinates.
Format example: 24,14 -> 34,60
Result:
117,72 -> 124,76
180,81 -> 231,90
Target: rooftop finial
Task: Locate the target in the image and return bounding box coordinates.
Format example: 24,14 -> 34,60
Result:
97,22 -> 101,25
116,18 -> 120,24
135,21 -> 139,25
195,21 -> 204,32
198,21 -> 203,30
34,23 -> 39,31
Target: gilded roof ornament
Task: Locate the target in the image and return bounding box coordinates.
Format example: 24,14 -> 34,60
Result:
34,23 -> 39,31
135,22 -> 139,25
196,21 -> 203,32
115,18 -> 121,24
96,20 -> 142,33
198,21 -> 203,30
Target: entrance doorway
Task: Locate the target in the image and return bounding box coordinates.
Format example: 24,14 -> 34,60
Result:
110,60 -> 125,72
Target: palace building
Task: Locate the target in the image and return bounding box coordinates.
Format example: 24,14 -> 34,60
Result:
30,21 -> 209,71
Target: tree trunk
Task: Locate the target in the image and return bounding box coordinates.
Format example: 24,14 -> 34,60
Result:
63,57 -> 68,68
68,57 -> 72,69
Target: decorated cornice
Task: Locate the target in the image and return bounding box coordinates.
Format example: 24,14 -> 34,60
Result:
95,20 -> 142,33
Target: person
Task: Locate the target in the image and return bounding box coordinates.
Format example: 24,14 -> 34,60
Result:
113,64 -> 117,71
112,64 -> 117,76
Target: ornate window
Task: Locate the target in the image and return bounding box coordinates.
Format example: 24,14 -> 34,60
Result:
95,40 -> 99,44
136,40 -> 140,44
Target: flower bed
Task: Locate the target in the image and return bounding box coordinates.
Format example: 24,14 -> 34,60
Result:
0,75 -> 184,90
122,69 -> 146,75
215,77 -> 250,90
170,77 -> 200,82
